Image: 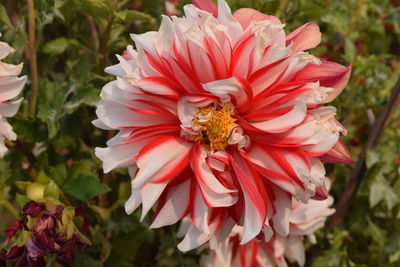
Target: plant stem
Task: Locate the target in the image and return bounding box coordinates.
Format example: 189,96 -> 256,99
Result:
0,198 -> 20,219
274,0 -> 290,18
27,0 -> 38,117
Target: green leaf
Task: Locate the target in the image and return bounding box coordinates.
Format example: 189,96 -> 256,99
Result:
37,80 -> 66,138
42,38 -> 79,55
0,4 -> 13,28
65,86 -> 100,112
63,175 -> 110,202
0,160 -> 11,188
80,0 -> 112,20
116,10 -> 155,23
44,181 -> 60,200
369,175 -> 399,209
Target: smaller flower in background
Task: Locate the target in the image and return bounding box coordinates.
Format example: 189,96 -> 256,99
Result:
0,201 -> 90,267
0,33 -> 26,157
199,195 -> 335,267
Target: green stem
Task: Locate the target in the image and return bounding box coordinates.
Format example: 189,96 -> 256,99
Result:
0,198 -> 20,219
27,0 -> 38,117
274,0 -> 290,18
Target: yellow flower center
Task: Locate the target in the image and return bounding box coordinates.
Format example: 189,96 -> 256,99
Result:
194,103 -> 237,151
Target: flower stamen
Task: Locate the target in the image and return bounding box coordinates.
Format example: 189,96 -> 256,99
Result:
194,103 -> 237,151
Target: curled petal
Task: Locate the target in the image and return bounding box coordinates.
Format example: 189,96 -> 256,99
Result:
202,76 -> 253,112
294,61 -> 351,102
320,139 -> 354,164
133,135 -> 192,188
233,8 -> 281,30
192,0 -> 218,17
286,22 -> 321,54
150,180 -> 191,228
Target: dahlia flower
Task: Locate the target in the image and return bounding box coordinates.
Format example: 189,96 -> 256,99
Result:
0,33 -> 26,157
0,201 -> 90,267
94,0 -> 351,250
200,196 -> 335,267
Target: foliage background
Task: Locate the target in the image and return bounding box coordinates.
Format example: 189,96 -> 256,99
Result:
0,0 -> 399,266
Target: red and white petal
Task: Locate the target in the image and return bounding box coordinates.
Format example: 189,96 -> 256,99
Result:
177,95 -> 217,128
139,182 -> 168,221
207,151 -> 230,172
320,139 -> 353,164
202,77 -> 252,112
96,99 -> 176,129
249,100 -> 307,133
294,61 -> 351,102
231,153 -> 265,244
133,135 -> 192,188
134,77 -> 182,98
0,98 -> 22,117
190,184 -> 211,234
150,179 -> 191,228
193,145 -> 237,207
216,0 -> 243,44
95,139 -> 148,173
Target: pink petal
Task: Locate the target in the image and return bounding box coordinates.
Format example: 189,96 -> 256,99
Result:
233,8 -> 281,30
286,22 -> 321,54
294,61 -> 351,102
192,0 -> 218,17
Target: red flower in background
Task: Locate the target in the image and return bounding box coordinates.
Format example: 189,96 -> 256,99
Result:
0,201 -> 90,267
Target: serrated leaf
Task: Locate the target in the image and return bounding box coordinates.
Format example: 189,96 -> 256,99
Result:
63,175 -> 110,202
37,80 -> 66,138
366,149 -> 380,168
65,86 -> 100,112
369,175 -> 399,209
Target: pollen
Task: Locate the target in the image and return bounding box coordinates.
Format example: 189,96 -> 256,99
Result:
194,103 -> 237,151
